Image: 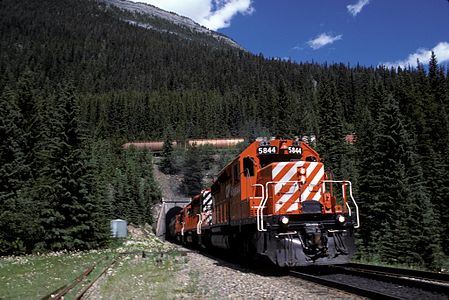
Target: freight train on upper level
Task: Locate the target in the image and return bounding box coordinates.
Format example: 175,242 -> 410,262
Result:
167,138 -> 360,267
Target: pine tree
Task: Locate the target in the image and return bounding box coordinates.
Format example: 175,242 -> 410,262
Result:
0,87 -> 28,202
41,83 -> 109,251
365,93 -> 410,260
0,87 -> 34,254
365,93 -> 442,266
317,78 -> 344,177
354,82 -> 382,252
426,53 -> 449,153
180,145 -> 203,197
1,73 -> 48,254
140,150 -> 161,223
160,133 -> 176,174
109,146 -> 160,225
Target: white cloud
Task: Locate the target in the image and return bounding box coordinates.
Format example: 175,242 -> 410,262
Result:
347,0 -> 370,16
382,42 -> 449,68
129,0 -> 254,30
307,33 -> 342,50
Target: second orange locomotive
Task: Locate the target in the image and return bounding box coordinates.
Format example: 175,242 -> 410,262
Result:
169,138 -> 360,267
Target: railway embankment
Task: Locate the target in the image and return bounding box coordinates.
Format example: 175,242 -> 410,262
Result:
1,225 -> 364,299
0,228 -> 195,299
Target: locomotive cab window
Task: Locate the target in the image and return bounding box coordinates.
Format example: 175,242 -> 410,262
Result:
306,155 -> 317,162
259,153 -> 303,168
243,157 -> 255,177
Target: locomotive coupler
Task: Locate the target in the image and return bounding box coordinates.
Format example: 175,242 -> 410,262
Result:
301,223 -> 328,256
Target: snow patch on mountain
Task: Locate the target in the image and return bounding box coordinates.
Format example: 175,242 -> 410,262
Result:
101,0 -> 242,49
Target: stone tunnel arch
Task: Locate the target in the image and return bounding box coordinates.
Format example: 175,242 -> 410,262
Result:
155,198 -> 190,240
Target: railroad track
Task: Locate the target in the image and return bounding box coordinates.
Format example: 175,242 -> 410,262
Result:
41,255 -> 120,300
41,250 -> 179,300
290,263 -> 449,300
343,262 -> 449,283
174,243 -> 449,299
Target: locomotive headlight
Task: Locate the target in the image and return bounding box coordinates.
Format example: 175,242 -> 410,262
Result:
281,216 -> 289,225
337,215 -> 345,223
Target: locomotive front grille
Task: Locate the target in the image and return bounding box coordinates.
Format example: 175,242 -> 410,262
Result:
301,200 -> 322,214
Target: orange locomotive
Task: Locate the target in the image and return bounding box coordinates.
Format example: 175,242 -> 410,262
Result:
170,138 -> 360,267
172,190 -> 212,245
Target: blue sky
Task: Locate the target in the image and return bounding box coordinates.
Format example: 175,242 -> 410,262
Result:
131,0 -> 449,68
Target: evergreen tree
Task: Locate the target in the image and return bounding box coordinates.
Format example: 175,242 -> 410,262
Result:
354,81 -> 382,253
180,145 -> 203,197
140,150 -> 161,223
0,87 -> 27,203
368,94 -> 411,260
407,149 -> 444,269
160,133 -> 176,174
40,83 -> 109,250
1,73 -> 48,254
363,93 -> 442,266
0,87 -> 35,254
317,78 -> 344,177
420,149 -> 448,259
109,147 -> 160,224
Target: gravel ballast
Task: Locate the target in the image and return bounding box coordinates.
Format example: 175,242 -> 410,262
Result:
176,248 -> 364,299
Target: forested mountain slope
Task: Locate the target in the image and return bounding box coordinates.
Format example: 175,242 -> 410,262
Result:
1,0 -> 449,270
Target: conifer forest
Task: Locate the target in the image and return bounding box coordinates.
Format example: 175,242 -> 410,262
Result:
1,0 -> 449,270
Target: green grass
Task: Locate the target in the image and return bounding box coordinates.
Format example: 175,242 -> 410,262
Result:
0,234 -> 198,299
0,248 -> 115,299
98,240 -> 198,299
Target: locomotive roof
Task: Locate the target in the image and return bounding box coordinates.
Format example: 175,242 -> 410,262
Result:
211,138 -> 320,186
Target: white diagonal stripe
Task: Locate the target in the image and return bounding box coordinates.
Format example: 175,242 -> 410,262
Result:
272,162 -> 290,179
275,183 -> 299,212
312,188 -> 322,201
299,162 -> 318,200
301,163 -> 323,201
274,161 -> 305,194
202,191 -> 212,212
287,201 -> 299,212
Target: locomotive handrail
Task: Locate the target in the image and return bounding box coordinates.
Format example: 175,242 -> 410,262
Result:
322,180 -> 360,229
258,181 -> 301,232
256,180 -> 360,231
252,184 -> 266,231
196,214 -> 202,234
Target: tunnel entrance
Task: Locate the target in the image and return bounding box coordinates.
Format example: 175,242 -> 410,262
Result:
165,206 -> 182,240
155,199 -> 190,240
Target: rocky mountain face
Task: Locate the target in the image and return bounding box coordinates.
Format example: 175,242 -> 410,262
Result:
101,0 -> 243,49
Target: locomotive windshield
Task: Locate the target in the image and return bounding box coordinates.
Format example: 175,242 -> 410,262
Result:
259,153 -> 304,168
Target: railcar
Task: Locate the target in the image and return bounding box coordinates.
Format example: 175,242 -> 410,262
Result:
170,138 -> 360,267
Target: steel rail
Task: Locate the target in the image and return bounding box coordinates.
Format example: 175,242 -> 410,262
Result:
344,263 -> 449,282
41,254 -> 125,300
75,256 -> 120,300
331,264 -> 449,295
289,270 -> 400,299
41,265 -> 95,300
